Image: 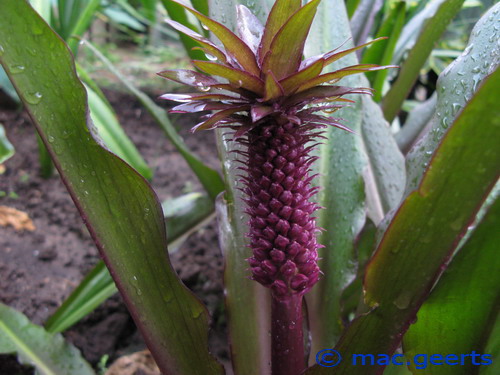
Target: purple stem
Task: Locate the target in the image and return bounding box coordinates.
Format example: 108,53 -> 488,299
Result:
271,293 -> 305,375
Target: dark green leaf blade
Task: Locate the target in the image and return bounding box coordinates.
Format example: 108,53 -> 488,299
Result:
0,302 -> 95,375
382,0 -> 465,122
305,66 -> 500,375
403,197 -> 500,375
0,2 -> 223,374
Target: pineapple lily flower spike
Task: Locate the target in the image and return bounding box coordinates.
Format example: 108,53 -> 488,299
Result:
158,1 -> 395,374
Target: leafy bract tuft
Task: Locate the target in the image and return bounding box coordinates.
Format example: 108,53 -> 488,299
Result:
158,0 -> 394,135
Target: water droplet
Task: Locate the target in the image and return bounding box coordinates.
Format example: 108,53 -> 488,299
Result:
0,45 -> 4,56
205,53 -> 217,61
48,135 -> 55,143
394,292 -> 412,309
471,66 -> 480,73
25,91 -> 43,104
201,23 -> 209,31
197,85 -> 211,92
9,64 -> 25,74
451,103 -> 462,115
441,117 -> 449,129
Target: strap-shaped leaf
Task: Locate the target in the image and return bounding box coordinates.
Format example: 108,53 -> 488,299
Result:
0,2 -> 223,374
404,197 -> 500,375
258,0 -> 301,63
262,0 -> 321,79
172,0 -> 260,76
194,60 -> 264,94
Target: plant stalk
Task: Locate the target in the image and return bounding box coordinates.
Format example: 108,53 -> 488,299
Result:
271,293 -> 305,375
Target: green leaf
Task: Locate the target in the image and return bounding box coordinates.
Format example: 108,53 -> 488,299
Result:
0,2 -> 223,374
0,302 -> 95,375
361,1 -> 406,101
46,192 -> 215,334
382,0 -> 465,122
403,198 -> 500,375
305,65 -> 500,375
404,3 -> 500,194
66,0 -> 100,53
86,85 -> 153,180
261,0 -> 321,79
80,39 -> 225,200
55,0 -> 100,50
45,261 -> 117,334
0,123 -> 14,164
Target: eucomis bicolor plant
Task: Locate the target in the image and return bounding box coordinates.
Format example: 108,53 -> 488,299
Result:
158,1 -> 394,374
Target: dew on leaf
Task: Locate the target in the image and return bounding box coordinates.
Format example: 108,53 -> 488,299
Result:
25,91 -> 43,104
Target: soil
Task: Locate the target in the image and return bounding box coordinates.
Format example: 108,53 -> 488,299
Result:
0,89 -> 229,374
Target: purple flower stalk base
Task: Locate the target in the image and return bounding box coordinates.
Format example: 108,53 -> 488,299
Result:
158,1 -> 392,373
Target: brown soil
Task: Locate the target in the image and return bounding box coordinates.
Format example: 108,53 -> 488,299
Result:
0,89 -> 228,374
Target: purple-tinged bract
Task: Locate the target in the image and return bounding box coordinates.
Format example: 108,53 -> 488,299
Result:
158,0 -> 394,298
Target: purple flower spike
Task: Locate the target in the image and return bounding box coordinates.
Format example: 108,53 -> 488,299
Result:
244,121 -> 321,297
